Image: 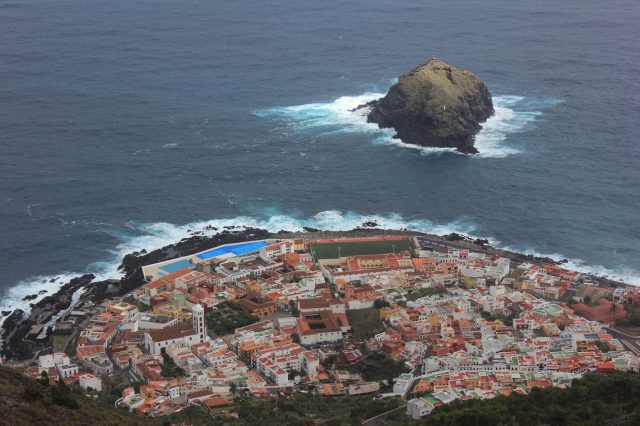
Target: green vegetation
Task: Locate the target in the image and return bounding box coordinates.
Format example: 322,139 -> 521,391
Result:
347,308 -> 384,341
374,299 -> 391,309
344,352 -> 410,382
426,372 -> 640,426
309,239 -> 413,260
406,286 -> 447,301
161,353 -> 186,378
134,301 -> 151,312
0,366 -> 154,425
206,302 -> 259,336
49,335 -> 68,353
288,300 -> 300,317
170,393 -> 403,425
163,406 -> 216,425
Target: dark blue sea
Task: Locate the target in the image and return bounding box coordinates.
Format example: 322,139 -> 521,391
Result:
1,0 -> 639,315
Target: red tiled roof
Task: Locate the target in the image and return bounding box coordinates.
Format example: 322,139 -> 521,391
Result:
146,321 -> 196,342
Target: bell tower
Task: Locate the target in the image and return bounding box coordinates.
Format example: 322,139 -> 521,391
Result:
192,303 -> 205,341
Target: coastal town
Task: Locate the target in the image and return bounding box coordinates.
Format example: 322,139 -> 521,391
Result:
10,234 -> 640,423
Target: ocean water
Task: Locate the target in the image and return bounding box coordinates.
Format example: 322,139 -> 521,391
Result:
1,0 -> 639,316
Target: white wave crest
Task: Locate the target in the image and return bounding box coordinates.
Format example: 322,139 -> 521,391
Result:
499,245 -> 640,285
257,91 -> 561,158
2,209 -> 638,340
0,210 -> 478,325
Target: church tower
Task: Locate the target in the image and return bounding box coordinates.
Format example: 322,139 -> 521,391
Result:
192,303 -> 206,342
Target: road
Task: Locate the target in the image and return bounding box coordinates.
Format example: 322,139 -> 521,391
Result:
605,327 -> 640,355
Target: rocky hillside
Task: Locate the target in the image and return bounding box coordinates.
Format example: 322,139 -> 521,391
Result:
366,58 -> 494,153
0,366 -> 154,426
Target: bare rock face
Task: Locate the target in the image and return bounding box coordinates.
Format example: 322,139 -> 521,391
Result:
366,59 -> 494,154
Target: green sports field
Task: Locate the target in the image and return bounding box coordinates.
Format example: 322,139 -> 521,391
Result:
309,239 -> 414,260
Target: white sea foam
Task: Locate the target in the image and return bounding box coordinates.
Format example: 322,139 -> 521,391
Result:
0,210 -> 479,330
499,245 -> 640,285
257,90 -> 561,158
2,210 -> 638,343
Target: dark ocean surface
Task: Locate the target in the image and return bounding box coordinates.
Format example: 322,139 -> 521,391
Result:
1,0 -> 639,313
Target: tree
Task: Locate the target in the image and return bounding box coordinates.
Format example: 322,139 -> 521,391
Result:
320,354 -> 336,369
481,311 -> 494,321
57,376 -> 69,390
39,371 -> 49,386
374,299 -> 390,309
289,300 -> 300,317
288,369 -> 301,381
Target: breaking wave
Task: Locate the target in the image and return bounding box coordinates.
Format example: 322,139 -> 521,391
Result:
2,209 -> 638,338
256,91 -> 562,158
0,210 -> 480,330
498,244 -> 640,285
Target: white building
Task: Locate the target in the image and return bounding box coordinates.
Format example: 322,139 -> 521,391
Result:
393,373 -> 414,394
144,304 -> 207,355
38,352 -> 71,370
407,397 -> 436,420
296,311 -> 345,346
138,314 -> 179,330
78,373 -> 102,392
38,352 -> 78,378
259,241 -> 293,261
253,343 -> 319,386
57,363 -> 79,378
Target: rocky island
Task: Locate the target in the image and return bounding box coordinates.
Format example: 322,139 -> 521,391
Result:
364,58 -> 494,154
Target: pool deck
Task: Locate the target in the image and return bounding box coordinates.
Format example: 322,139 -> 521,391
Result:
141,239 -> 278,281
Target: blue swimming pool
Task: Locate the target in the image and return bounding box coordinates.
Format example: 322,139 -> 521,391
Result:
196,241 -> 269,260
159,259 -> 195,273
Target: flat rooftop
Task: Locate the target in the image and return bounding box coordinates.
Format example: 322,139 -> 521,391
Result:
139,315 -> 174,324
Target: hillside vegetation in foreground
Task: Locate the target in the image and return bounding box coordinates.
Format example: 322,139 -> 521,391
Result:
425,372 -> 640,426
0,366 -> 154,426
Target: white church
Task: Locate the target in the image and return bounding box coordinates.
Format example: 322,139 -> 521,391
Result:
144,304 -> 208,355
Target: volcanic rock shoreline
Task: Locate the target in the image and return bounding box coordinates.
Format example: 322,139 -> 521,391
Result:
0,226 -> 626,361
0,227 -> 271,360
360,58 -> 494,154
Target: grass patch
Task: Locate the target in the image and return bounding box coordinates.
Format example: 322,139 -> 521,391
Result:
310,239 -> 413,260
406,286 -> 448,301
206,302 -> 259,336
344,352 -> 410,382
50,335 -> 68,352
347,308 -> 384,341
